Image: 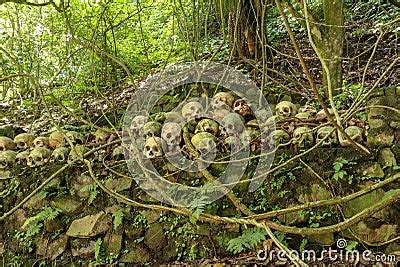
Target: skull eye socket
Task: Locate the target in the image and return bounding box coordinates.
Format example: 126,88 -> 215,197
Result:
166,133 -> 172,138
145,145 -> 151,151
153,147 -> 159,152
283,107 -> 290,113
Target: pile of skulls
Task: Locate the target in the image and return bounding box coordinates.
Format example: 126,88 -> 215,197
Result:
0,129 -> 124,169
129,92 -> 367,161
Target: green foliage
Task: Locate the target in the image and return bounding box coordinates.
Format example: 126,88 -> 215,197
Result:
345,240 -> 358,251
227,227 -> 268,254
112,209 -> 125,230
22,207 -> 61,237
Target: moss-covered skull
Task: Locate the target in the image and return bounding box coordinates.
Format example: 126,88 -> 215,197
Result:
181,101 -> 204,121
112,145 -> 124,161
93,129 -> 109,144
191,132 -> 217,155
299,105 -> 317,116
275,101 -> 297,117
0,136 -> 16,151
143,137 -> 164,159
195,119 -> 220,136
14,133 -> 34,150
220,113 -> 244,136
316,108 -> 334,122
49,130 -> 65,149
295,112 -> 310,120
338,126 -> 363,147
68,145 -> 87,163
0,150 -> 17,169
33,136 -> 50,148
143,121 -> 162,138
316,126 -> 337,147
51,147 -> 70,163
161,122 -> 182,147
66,131 -> 85,145
27,147 -> 51,167
16,150 -> 30,165
212,92 -> 235,110
130,115 -> 147,134
292,126 -> 314,149
266,129 -> 290,147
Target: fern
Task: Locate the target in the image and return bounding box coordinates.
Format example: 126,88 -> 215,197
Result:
22,207 -> 61,237
227,228 -> 268,254
112,209 -> 125,230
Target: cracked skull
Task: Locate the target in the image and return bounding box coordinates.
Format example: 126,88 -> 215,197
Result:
0,136 -> 16,151
27,147 -> 51,167
143,121 -> 162,138
275,101 -> 297,117
195,119 -> 220,137
33,136 -> 50,148
316,126 -> 338,147
130,115 -> 148,135
14,133 -> 34,150
181,101 -> 204,121
0,150 -> 17,169
191,132 -> 217,155
338,126 -> 363,147
212,92 -> 235,110
292,127 -> 314,149
143,137 -> 164,159
161,122 -> 182,147
51,147 -> 70,163
233,99 -> 252,117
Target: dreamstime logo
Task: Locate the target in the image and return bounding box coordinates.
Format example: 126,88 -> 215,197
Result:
257,238 -> 398,264
122,62 -> 276,207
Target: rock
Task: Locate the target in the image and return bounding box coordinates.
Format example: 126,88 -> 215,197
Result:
120,244 -> 151,264
140,209 -> 164,224
9,209 -> 27,230
36,238 -> 49,256
378,148 -> 397,168
344,185 -> 385,218
298,184 -> 331,203
23,193 -> 47,210
349,222 -> 397,244
125,226 -> 145,240
50,196 -> 82,214
44,218 -> 64,233
104,177 -> 132,192
104,232 -> 122,257
384,242 -> 400,254
368,118 -> 386,129
390,121 -> 400,129
357,162 -> 385,179
367,131 -> 394,147
66,212 -> 112,238
71,239 -> 96,259
144,223 -> 166,252
46,234 -> 69,260
307,233 -> 334,246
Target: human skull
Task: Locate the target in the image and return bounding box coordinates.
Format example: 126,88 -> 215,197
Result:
266,129 -> 290,147
14,133 -> 34,150
143,121 -> 162,138
112,145 -> 124,161
16,150 -> 30,165
233,99 -> 252,117
27,147 -> 51,167
130,115 -> 147,135
0,150 -> 17,169
181,101 -> 204,121
316,108 -> 334,122
66,131 -> 85,145
338,126 -> 363,147
295,112 -> 310,120
0,136 -> 16,151
316,126 -> 338,147
51,147 -> 70,163
195,119 -> 220,136
191,132 -> 217,155
212,92 -> 235,110
143,137 -> 164,159
299,105 -> 317,116
33,136 -> 50,148
49,131 -> 65,149
161,122 -> 182,147
211,108 -> 230,121
68,145 -> 86,163
275,101 -> 297,117
220,113 -> 244,136
292,127 -> 314,149
222,135 -> 241,152
164,112 -> 185,124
